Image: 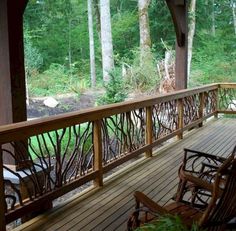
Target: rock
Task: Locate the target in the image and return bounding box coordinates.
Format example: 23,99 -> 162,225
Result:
228,100 -> 236,110
43,97 -> 59,108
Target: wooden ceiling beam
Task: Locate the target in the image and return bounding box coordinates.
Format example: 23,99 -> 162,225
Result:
165,0 -> 186,47
8,0 -> 29,15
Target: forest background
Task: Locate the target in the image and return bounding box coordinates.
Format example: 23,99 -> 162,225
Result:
24,0 -> 236,106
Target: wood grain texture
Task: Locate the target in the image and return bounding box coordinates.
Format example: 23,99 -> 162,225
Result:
145,106 -> 153,157
93,120 -> 103,187
12,118 -> 236,231
0,84 -> 221,144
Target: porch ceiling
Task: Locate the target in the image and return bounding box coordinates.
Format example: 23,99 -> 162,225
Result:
13,117 -> 236,231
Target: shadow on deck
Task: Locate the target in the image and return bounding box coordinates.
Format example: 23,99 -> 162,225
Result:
13,118 -> 236,231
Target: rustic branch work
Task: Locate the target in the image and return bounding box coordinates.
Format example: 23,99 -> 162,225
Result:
0,83 -> 235,227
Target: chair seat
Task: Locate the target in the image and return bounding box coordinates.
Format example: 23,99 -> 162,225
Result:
164,202 -> 203,226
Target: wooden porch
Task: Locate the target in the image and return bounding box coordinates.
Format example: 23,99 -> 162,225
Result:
13,117 -> 236,231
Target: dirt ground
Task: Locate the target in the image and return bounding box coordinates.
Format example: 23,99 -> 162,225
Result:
27,91 -> 101,119
27,90 -> 149,119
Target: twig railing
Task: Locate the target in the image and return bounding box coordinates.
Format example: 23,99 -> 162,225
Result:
0,83 -> 235,230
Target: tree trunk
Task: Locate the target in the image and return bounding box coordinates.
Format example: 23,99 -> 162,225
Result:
94,0 -> 101,41
100,0 -> 114,83
88,0 -> 96,87
212,0 -> 216,36
138,0 -> 151,65
231,0 -> 236,35
188,0 -> 196,80
68,18 -> 72,77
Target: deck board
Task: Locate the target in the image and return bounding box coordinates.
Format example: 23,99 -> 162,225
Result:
13,118 -> 236,231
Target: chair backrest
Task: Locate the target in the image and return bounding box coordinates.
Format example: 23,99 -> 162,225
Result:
199,152 -> 236,230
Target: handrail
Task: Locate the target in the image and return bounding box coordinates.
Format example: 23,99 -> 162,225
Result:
0,83 -> 218,144
0,82 -> 235,229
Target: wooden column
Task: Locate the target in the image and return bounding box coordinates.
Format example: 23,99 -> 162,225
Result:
177,99 -> 184,139
199,92 -> 205,127
0,0 -> 28,166
166,0 -> 188,90
0,147 -> 6,231
145,106 -> 153,157
93,120 -> 103,187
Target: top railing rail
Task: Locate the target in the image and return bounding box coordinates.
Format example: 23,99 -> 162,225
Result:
0,83 -> 219,144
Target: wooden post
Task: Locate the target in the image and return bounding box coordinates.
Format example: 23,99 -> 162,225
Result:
166,0 -> 188,90
93,120 -> 103,187
145,107 -> 153,157
177,99 -> 184,139
175,41 -> 187,90
199,92 -> 205,127
215,87 -> 219,119
0,147 -> 6,231
0,0 -> 28,168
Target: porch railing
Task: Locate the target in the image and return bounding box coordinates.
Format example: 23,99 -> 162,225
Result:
0,83 -> 235,229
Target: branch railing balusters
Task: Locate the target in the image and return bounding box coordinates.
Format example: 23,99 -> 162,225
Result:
0,83 -> 235,228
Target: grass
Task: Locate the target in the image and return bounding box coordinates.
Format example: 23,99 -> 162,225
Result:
28,123 -> 93,160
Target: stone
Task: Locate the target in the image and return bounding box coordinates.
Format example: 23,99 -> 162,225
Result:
43,97 -> 59,108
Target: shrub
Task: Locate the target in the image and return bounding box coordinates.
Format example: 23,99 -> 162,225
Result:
124,48 -> 160,93
28,63 -> 81,96
136,215 -> 205,231
97,68 -> 128,105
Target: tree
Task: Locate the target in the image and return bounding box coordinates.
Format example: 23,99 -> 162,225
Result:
88,0 -> 96,87
231,0 -> 236,35
138,0 -> 151,65
100,0 -> 114,83
94,0 -> 101,41
211,0 -> 216,36
188,0 -> 196,79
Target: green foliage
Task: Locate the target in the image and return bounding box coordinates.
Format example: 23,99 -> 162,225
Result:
189,0 -> 236,86
125,49 -> 160,92
136,215 -> 205,231
28,63 -> 80,96
24,30 -> 43,77
148,0 -> 175,60
24,0 -> 90,70
29,124 -> 92,160
190,30 -> 236,86
24,0 -> 235,99
97,68 -> 128,105
112,11 -> 139,59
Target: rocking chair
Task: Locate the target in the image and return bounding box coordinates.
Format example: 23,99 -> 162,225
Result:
176,146 -> 236,208
127,150 -> 236,231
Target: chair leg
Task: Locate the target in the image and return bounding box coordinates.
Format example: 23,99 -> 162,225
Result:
127,200 -> 141,230
175,179 -> 187,202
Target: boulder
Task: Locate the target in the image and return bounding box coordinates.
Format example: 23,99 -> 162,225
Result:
43,97 -> 59,108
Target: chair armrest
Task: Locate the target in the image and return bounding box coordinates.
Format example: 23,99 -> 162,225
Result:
134,191 -> 168,214
179,168 -> 223,197
179,169 -> 214,193
201,162 -> 219,170
182,149 -> 227,174
184,148 -> 226,163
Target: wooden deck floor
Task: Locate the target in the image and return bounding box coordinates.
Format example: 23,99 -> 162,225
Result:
14,118 -> 236,231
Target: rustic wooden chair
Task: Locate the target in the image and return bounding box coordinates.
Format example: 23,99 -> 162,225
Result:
127,152 -> 236,231
175,146 -> 236,208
